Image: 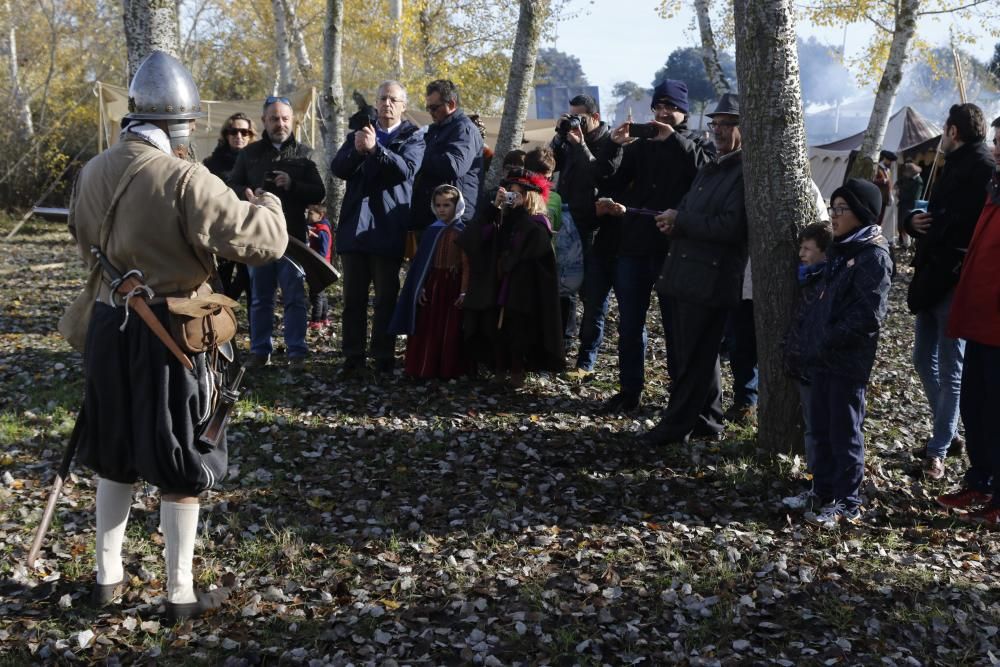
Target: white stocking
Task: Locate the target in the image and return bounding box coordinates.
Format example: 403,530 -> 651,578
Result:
160,500 -> 199,604
95,478 -> 133,585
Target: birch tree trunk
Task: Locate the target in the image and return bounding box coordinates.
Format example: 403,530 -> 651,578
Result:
734,0 -> 818,453
5,0 -> 33,140
282,0 -> 314,84
272,0 -> 294,95
320,0 -> 345,223
389,0 -> 404,79
847,0 -> 920,180
694,0 -> 731,97
122,0 -> 180,83
484,0 -> 546,192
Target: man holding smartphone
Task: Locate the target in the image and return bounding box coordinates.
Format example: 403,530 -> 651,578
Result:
594,80 -> 714,413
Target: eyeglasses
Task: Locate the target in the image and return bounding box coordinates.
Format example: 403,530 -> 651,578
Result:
264,95 -> 291,108
827,206 -> 851,217
425,102 -> 445,113
707,121 -> 738,130
379,95 -> 405,105
225,128 -> 252,137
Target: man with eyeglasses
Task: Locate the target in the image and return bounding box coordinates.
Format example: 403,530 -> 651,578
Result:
231,95 -> 326,369
641,93 -> 748,446
410,79 -> 483,233
591,79 -> 714,414
331,80 -> 425,376
902,103 -> 995,480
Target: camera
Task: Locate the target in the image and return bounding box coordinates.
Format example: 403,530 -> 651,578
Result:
556,114 -> 584,137
627,123 -> 658,140
503,191 -> 519,206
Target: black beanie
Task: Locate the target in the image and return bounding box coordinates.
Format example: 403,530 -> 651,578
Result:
831,178 -> 882,227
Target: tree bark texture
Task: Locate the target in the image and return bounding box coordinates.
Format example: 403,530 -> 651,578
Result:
272,0 -> 294,95
733,0 -> 818,453
282,0 -> 314,85
847,0 -> 920,180
694,0 -> 731,97
320,0 -> 345,223
389,0 -> 404,79
122,0 -> 180,83
484,0 -> 545,192
5,0 -> 34,139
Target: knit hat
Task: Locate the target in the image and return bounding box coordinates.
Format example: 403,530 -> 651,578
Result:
651,79 -> 689,115
830,178 -> 882,226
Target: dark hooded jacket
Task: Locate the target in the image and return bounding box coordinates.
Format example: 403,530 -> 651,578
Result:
331,120 -> 425,258
230,131 -> 326,243
410,109 -> 483,231
902,139 -> 994,313
800,225 -> 893,382
605,122 -> 714,257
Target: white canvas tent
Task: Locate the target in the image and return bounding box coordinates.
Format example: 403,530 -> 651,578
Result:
808,106 -> 940,239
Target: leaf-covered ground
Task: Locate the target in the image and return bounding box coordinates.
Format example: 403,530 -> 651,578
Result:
1,217 -> 999,666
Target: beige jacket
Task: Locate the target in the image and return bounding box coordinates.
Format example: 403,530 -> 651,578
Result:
69,136 -> 288,297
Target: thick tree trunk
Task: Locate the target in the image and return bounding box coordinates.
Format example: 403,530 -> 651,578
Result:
485,0 -> 545,192
272,0 -> 294,95
847,0 -> 920,180
694,0 -> 731,97
320,0 -> 345,224
282,0 -> 314,84
122,0 -> 180,83
389,0 -> 404,79
5,0 -> 33,140
733,0 -> 818,453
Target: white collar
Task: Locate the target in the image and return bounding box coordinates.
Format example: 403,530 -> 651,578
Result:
121,121 -> 172,155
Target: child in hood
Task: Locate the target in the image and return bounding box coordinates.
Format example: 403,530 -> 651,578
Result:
389,185 -> 469,379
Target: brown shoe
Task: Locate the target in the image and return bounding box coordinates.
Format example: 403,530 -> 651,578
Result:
923,457 -> 945,481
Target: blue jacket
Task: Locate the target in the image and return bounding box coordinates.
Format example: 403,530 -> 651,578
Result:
410,110 -> 483,231
800,225 -> 893,382
331,120 -> 425,258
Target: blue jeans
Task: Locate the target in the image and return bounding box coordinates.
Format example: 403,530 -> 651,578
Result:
913,289 -> 965,458
613,255 -> 668,396
575,249 -> 614,372
727,299 -> 758,408
810,371 -> 866,510
248,258 -> 308,358
961,341 -> 1000,501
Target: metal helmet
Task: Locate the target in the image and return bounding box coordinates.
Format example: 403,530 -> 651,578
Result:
125,51 -> 205,121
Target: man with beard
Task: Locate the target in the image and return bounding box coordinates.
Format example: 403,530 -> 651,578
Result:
594,79 -> 714,413
641,93 -> 748,445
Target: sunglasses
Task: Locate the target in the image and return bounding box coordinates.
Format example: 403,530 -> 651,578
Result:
226,128 -> 252,137
264,95 -> 291,108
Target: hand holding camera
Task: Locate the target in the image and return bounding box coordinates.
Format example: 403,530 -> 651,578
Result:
355,123 -> 377,154
557,113 -> 585,145
262,169 -> 291,192
494,187 -> 520,208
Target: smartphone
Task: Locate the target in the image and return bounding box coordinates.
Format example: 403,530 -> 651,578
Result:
627,123 -> 658,140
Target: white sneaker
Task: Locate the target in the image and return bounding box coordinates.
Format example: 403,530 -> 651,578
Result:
805,500 -> 861,528
782,489 -> 815,510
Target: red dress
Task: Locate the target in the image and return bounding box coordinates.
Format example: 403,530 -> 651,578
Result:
404,225 -> 468,379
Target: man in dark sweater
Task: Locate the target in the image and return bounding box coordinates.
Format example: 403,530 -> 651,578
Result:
230,96 -> 326,368
596,80 -> 713,413
903,103 -> 995,480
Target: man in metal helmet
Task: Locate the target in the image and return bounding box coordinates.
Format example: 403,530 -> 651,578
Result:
65,51 -> 288,621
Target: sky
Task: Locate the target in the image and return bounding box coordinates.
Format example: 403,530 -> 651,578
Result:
551,0 -> 998,112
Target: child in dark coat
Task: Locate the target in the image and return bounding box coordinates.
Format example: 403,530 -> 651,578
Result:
306,204 -> 333,329
457,169 -> 564,388
799,179 -> 893,528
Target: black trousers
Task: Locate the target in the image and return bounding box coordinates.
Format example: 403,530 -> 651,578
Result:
658,300 -> 727,436
962,341 -> 1000,503
340,252 -> 402,367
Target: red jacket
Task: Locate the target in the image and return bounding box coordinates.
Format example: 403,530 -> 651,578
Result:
948,180 -> 1000,346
